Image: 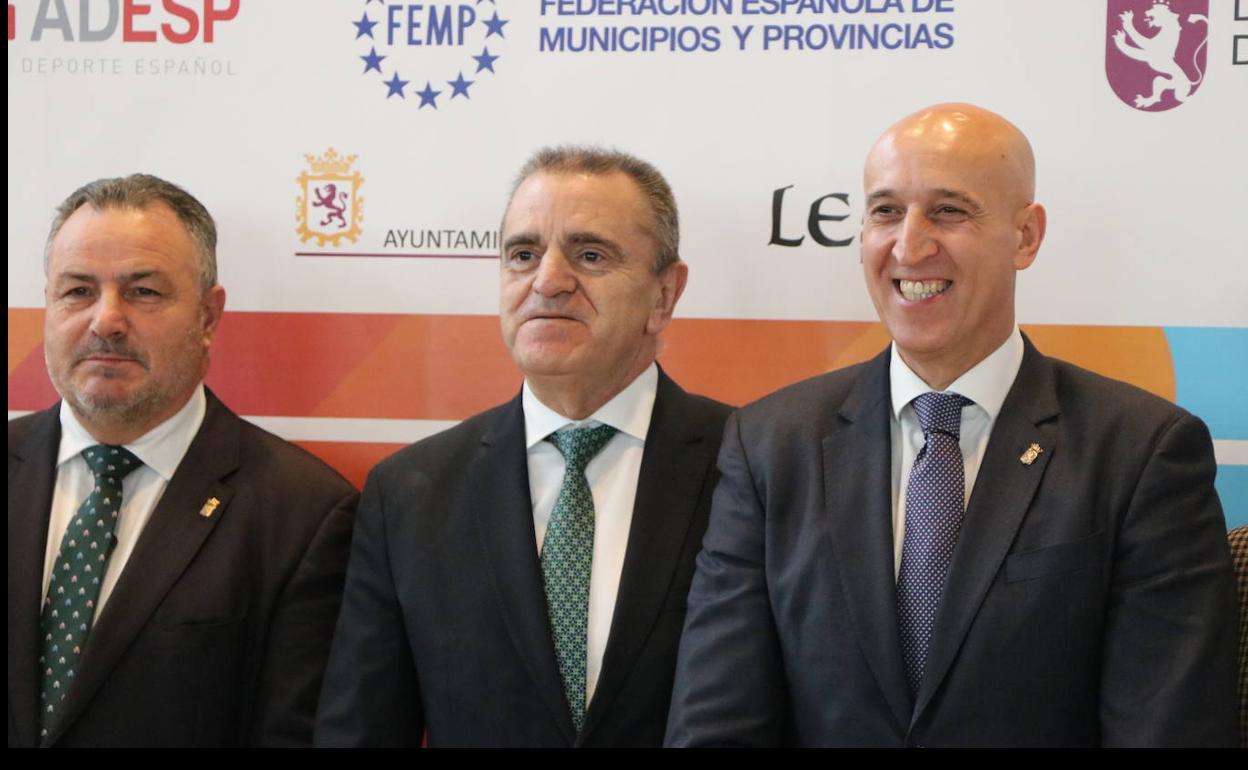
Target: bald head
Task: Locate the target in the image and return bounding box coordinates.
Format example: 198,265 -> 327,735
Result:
867,103 -> 1037,208
859,102 -> 1047,390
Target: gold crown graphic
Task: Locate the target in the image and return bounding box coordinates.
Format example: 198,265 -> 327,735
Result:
304,148 -> 357,175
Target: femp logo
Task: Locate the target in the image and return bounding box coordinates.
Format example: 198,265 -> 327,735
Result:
13,0 -> 239,43
352,0 -> 508,110
1106,0 -> 1208,111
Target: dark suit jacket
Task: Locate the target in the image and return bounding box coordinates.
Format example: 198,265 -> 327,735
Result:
8,391 -> 358,747
316,369 -> 731,747
666,339 -> 1239,747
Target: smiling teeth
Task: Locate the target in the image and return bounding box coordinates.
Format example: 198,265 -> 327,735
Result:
899,279 -> 950,301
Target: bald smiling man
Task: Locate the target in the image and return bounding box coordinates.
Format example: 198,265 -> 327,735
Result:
664,104 -> 1238,747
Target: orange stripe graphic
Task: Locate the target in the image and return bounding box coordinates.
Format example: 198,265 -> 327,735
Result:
9,309 -> 1175,418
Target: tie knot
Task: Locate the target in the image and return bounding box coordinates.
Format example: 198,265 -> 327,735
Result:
546,424 -> 618,473
81,445 -> 142,481
911,392 -> 971,438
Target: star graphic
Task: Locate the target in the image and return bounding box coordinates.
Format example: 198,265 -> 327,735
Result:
473,46 -> 499,74
384,72 -> 409,99
483,12 -> 508,39
448,72 -> 474,99
353,12 -> 377,40
360,46 -> 385,74
416,81 -> 442,109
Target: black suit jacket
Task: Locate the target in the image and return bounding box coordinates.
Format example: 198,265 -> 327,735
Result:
316,369 -> 731,747
667,339 -> 1238,747
8,391 -> 358,747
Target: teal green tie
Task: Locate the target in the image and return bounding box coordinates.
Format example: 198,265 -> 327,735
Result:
39,445 -> 142,739
541,424 -> 617,734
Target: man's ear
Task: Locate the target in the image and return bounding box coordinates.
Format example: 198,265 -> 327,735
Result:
202,285 -> 227,344
1013,203 -> 1046,271
647,261 -> 688,336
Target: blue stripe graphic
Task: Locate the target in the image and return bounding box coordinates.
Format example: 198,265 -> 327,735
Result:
1165,327 -> 1248,441
1165,327 -> 1247,528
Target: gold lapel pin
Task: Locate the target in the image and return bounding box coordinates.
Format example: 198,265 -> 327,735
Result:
199,497 -> 221,518
1019,443 -> 1043,466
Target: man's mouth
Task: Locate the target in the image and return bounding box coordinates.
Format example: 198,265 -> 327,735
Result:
524,311 -> 581,323
74,343 -> 148,370
897,279 -> 951,302
77,355 -> 145,373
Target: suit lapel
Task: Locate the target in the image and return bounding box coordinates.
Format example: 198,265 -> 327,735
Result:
913,339 -> 1060,722
822,350 -> 915,731
469,395 -> 577,744
581,371 -> 718,741
8,406 -> 62,747
43,392 -> 238,745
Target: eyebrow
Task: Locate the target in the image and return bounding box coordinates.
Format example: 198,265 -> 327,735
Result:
52,270 -> 166,284
502,232 -> 541,251
563,231 -> 622,254
501,231 -> 624,255
866,188 -> 983,209
930,188 -> 984,210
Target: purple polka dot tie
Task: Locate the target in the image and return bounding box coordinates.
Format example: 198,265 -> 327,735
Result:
897,392 -> 971,697
38,445 -> 142,739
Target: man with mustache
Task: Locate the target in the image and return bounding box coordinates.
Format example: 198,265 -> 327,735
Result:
316,147 -> 731,747
8,174 -> 358,747
665,103 -> 1238,746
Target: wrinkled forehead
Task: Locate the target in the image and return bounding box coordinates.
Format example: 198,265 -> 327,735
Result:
48,203 -> 199,274
503,171 -> 654,241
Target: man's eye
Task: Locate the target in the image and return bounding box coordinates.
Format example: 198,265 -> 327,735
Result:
132,287 -> 162,298
510,249 -> 536,263
580,250 -> 603,264
869,205 -> 899,217
934,205 -> 967,217
63,286 -> 92,299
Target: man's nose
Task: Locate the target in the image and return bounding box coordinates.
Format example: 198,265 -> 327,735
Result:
532,248 -> 577,297
88,290 -> 129,338
893,210 -> 938,265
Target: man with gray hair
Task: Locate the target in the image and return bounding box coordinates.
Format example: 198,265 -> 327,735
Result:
8,174 -> 358,747
317,147 -> 731,747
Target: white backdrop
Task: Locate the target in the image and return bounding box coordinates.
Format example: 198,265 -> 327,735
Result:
8,0 -> 1247,520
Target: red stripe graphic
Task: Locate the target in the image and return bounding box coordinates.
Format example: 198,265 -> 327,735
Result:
9,308 -> 1176,487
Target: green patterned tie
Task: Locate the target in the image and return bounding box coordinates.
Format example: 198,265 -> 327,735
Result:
541,424 -> 618,734
39,445 -> 142,739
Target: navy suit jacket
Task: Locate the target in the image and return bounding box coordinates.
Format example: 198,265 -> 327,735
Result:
8,391 -> 357,747
666,339 -> 1238,747
316,369 -> 731,747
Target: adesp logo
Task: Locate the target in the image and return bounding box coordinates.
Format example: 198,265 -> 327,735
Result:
352,0 -> 509,109
9,1 -> 239,44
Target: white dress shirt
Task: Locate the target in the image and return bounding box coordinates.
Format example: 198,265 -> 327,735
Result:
523,363 -> 658,706
42,385 -> 207,617
889,328 -> 1024,578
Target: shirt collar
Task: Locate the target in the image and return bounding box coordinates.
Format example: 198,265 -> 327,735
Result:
890,327 -> 1024,420
57,384 -> 208,482
523,363 -> 658,449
